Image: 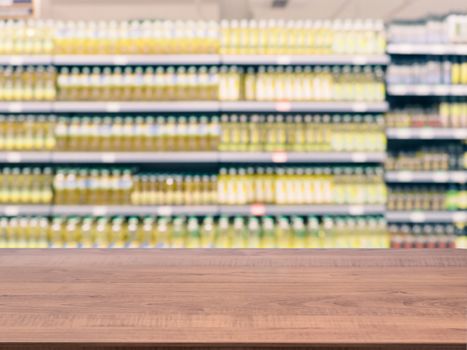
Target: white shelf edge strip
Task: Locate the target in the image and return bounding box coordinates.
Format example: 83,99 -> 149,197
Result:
386,128 -> 467,140
0,54 -> 390,66
0,152 -> 385,163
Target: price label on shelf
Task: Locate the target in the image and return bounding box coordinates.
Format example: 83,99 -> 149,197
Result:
8,103 -> 23,113
157,206 -> 173,216
349,205 -> 365,215
432,171 -> 449,182
9,56 -> 24,65
106,103 -> 121,112
410,212 -> 426,223
6,152 -> 22,163
396,171 -> 414,182
351,153 -> 367,162
250,204 -> 266,216
113,56 -> 129,65
352,103 -> 367,113
276,55 -> 291,65
101,153 -> 116,163
92,206 -> 108,216
275,101 -> 291,112
272,152 -> 288,163
4,206 -> 19,216
419,129 -> 434,139
352,56 -> 367,65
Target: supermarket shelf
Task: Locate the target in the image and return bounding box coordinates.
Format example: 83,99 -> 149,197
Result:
0,205 -> 51,216
51,152 -> 219,163
386,128 -> 467,140
221,54 -> 390,65
47,205 -> 385,216
220,101 -> 388,113
0,101 -> 386,113
219,152 -> 385,163
54,54 -> 220,66
1,54 -> 389,66
387,43 -> 467,55
0,55 -> 52,65
387,85 -> 467,96
219,204 -> 385,216
0,102 -> 53,113
385,171 -> 467,183
386,211 -> 466,223
51,205 -> 219,216
0,151 -> 385,164
0,152 -> 51,163
53,101 -> 220,112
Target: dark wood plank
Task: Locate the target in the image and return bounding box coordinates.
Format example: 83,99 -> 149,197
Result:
0,249 -> 466,349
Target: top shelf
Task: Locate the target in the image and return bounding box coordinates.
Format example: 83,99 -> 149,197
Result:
387,43 -> 467,56
0,54 -> 390,66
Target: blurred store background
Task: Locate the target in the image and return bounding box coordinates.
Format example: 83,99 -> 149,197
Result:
0,0 -> 465,248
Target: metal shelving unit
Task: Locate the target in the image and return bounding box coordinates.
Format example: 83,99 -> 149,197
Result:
2,54 -> 389,66
219,204 -> 385,216
52,101 -> 221,113
0,151 -> 385,164
0,102 -> 53,113
54,54 -> 220,66
385,171 -> 467,183
386,211 -> 466,223
220,101 -> 387,113
387,85 -> 467,96
0,55 -> 52,65
0,205 -> 52,216
219,152 -> 385,163
221,54 -> 389,65
0,101 -> 387,113
51,205 -> 219,216
51,152 -> 219,163
386,128 -> 467,140
0,152 -> 51,163
387,44 -> 467,55
54,204 -> 382,217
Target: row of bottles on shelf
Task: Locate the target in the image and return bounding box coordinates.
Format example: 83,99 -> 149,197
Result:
0,114 -> 386,152
0,215 -> 388,248
388,14 -> 467,44
388,223 -> 466,249
387,58 -> 467,85
0,66 -> 55,101
219,114 -> 385,152
386,143 -> 466,171
218,167 -> 385,205
387,185 -> 466,211
1,215 -> 465,249
0,166 -> 386,205
386,101 -> 467,128
0,65 -> 386,102
0,19 -> 386,55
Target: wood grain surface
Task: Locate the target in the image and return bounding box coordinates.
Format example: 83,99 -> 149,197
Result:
0,249 -> 466,349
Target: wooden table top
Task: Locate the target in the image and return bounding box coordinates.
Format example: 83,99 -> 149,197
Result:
0,249 -> 466,349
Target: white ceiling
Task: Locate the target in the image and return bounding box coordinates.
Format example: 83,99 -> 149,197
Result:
38,0 -> 467,21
